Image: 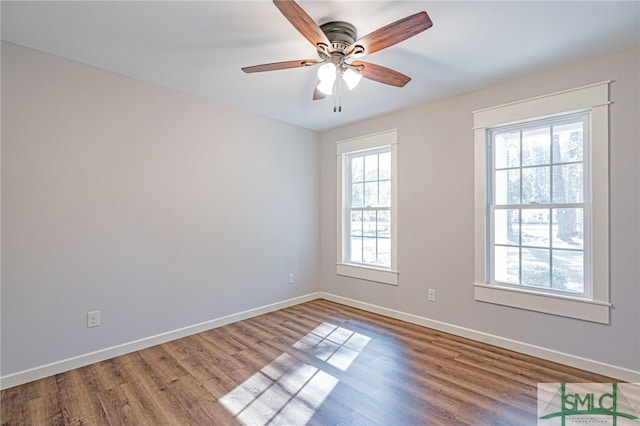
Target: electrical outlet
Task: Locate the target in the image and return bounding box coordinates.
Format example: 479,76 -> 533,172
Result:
87,311 -> 101,328
428,289 -> 436,302
288,273 -> 295,284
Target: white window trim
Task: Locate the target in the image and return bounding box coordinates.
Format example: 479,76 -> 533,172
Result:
337,129 -> 398,286
473,81 -> 611,323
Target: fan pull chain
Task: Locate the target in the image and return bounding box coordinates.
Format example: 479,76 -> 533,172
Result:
333,79 -> 338,112
334,76 -> 343,113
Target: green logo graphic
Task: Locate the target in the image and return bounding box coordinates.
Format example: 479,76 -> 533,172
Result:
539,383 -> 639,425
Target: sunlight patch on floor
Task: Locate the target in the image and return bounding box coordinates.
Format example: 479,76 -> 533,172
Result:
293,322 -> 371,371
219,322 -> 371,425
220,353 -> 338,426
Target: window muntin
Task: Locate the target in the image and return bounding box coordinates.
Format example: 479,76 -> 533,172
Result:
488,114 -> 589,296
345,147 -> 391,269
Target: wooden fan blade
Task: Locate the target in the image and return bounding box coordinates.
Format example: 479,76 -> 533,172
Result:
273,0 -> 331,48
351,61 -> 411,87
242,59 -> 319,73
347,11 -> 433,56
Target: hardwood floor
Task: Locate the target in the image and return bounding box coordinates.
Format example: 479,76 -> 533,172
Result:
1,299 -> 615,425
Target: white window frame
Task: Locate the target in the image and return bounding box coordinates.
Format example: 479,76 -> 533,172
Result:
473,82 -> 611,324
337,129 -> 398,285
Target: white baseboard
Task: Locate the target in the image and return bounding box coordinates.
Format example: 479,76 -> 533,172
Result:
3,290 -> 637,390
0,292 -> 320,390
318,292 -> 640,383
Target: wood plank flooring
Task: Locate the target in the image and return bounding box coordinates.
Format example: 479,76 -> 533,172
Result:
1,299 -> 616,425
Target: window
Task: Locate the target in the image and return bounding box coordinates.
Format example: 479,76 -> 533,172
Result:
473,82 -> 610,323
337,130 -> 398,285
344,147 -> 392,268
489,114 -> 589,295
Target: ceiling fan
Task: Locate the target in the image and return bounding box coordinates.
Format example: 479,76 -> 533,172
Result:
242,0 -> 433,111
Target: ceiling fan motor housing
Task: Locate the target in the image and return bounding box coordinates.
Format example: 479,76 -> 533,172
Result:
320,21 -> 358,54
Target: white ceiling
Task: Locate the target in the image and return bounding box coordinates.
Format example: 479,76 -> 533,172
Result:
2,1 -> 639,131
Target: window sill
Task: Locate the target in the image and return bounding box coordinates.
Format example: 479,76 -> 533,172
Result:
473,283 -> 610,324
337,263 -> 398,286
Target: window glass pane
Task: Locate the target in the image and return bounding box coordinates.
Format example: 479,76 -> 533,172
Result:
377,238 -> 391,268
553,121 -> 583,164
350,211 -> 363,237
521,247 -> 550,288
552,250 -> 584,293
364,182 -> 378,207
552,208 -> 584,249
494,209 -> 519,245
494,131 -> 520,169
350,237 -> 362,263
377,211 -> 390,238
494,246 -> 519,284
362,237 -> 377,264
351,156 -> 364,183
379,152 -> 391,180
522,209 -> 550,248
522,166 -> 550,204
522,126 -> 550,166
364,154 -> 378,181
553,164 -> 583,203
363,211 -> 376,236
351,183 -> 364,208
495,169 -> 520,205
378,180 -> 391,207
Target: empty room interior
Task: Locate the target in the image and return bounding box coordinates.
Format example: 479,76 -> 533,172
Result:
1,1 -> 639,424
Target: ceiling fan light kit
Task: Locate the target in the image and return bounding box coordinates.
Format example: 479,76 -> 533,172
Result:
242,0 -> 433,112
315,58 -> 363,95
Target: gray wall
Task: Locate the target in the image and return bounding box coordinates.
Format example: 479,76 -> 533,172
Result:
2,40 -> 638,379
319,47 -> 640,372
1,42 -> 320,376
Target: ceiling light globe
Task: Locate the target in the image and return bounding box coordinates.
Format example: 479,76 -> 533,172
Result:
317,62 -> 337,83
316,79 -> 334,96
342,68 -> 362,91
